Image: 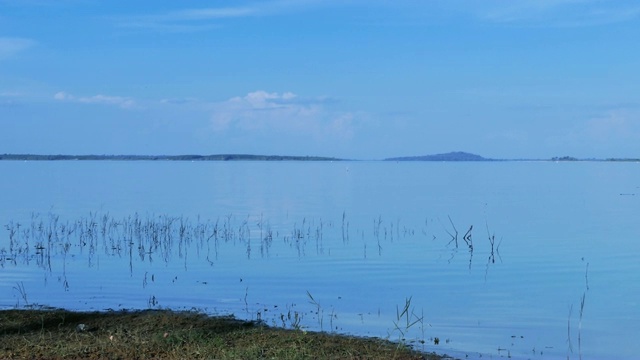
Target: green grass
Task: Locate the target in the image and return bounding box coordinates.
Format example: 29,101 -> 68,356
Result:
0,308 -> 451,359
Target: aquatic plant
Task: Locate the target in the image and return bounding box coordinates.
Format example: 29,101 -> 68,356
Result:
389,296 -> 425,346
443,216 -> 458,248
12,282 -> 28,307
307,290 -> 324,331
567,260 -> 590,360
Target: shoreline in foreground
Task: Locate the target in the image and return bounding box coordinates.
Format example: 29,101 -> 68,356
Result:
0,308 -> 454,359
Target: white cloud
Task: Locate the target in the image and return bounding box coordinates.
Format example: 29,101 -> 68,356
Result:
53,92 -> 69,101
210,90 -> 355,140
54,91 -> 136,109
0,37 -> 35,60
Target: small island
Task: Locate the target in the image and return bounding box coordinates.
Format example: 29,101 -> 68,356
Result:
385,151 -> 492,162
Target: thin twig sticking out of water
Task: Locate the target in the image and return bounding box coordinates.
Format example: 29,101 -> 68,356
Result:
13,282 -> 28,307
578,261 -> 589,360
484,222 -> 503,281
568,261 -> 589,359
306,290 -> 324,331
578,291 -> 586,360
373,216 -> 383,255
341,211 -> 349,244
462,225 -> 473,250
258,213 -> 263,248
567,304 -> 574,355
486,221 -> 502,258
585,262 -> 590,291
244,286 -> 249,313
6,221 -> 19,254
486,224 -> 496,264
421,217 -> 433,239
440,216 -> 460,264
462,225 -> 473,269
315,219 -> 324,255
444,216 -> 458,248
362,230 -> 367,259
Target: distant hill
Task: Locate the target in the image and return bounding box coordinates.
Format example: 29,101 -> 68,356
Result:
385,151 -> 492,161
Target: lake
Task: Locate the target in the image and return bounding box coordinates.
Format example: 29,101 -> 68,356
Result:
1,160 -> 638,359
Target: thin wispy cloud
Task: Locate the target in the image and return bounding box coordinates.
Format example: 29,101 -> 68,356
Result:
0,91 -> 23,106
161,7 -> 258,21
117,7 -> 255,32
116,0 -> 328,32
0,91 -> 23,97
583,110 -> 640,142
475,0 -> 640,27
160,97 -> 200,105
54,91 -> 136,109
0,37 -> 35,60
546,107 -> 640,156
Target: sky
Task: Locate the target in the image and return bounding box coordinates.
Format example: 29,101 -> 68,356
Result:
1,0 -> 639,159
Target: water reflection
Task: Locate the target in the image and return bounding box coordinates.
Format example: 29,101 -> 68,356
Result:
2,211 -> 505,311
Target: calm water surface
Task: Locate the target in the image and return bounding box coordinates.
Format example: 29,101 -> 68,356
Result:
1,161 -> 638,359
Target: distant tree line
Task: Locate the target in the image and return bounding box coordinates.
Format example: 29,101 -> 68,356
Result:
0,154 -> 343,161
551,156 -> 640,162
551,156 -> 579,161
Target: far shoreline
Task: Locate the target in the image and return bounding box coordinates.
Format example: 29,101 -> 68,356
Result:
1,153 -> 639,162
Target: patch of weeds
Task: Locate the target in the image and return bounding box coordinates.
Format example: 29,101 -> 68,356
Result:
0,308 -> 447,359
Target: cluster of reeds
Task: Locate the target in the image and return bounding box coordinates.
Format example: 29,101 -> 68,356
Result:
437,216 -> 503,276
389,296 -> 425,345
2,209 -> 508,322
282,217 -> 330,257
3,211 -> 504,270
2,212 -> 275,271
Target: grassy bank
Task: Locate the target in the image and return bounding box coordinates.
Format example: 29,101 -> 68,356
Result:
0,308 -> 451,359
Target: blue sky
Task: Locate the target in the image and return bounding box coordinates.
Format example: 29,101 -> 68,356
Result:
1,0 -> 639,159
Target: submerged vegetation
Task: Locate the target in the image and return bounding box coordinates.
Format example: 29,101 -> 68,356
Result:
2,211 -> 495,358
0,308 -> 447,359
1,212 -> 501,292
